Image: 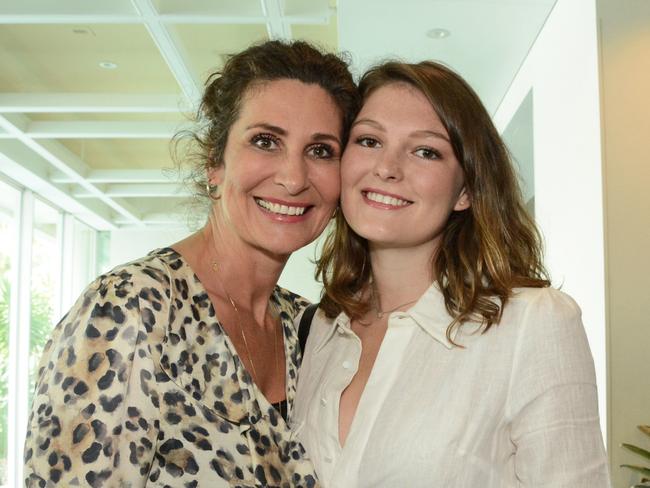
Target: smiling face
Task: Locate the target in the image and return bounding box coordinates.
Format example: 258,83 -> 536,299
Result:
210,78 -> 343,258
341,82 -> 470,254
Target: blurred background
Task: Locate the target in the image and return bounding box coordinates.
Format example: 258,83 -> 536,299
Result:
0,0 -> 648,486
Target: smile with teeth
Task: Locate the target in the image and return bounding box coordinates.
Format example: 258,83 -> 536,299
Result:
364,191 -> 412,207
255,198 -> 309,216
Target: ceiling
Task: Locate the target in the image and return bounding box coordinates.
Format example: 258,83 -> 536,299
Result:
0,0 -> 556,230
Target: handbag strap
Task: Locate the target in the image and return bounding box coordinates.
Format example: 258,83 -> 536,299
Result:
298,303 -> 318,353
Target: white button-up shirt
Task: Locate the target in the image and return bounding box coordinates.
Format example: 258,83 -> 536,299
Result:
292,285 -> 611,487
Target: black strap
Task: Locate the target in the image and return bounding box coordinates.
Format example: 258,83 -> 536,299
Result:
298,303 -> 318,353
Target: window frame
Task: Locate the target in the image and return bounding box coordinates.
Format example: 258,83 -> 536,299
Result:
0,174 -> 98,486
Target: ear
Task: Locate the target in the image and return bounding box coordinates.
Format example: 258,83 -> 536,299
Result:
453,186 -> 471,211
207,163 -> 225,186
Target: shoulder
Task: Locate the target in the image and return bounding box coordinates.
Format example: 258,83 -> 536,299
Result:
275,284 -> 311,318
508,286 -> 582,326
98,248 -> 177,292
44,250 -> 176,360
506,287 -> 595,385
77,249 -> 180,311
31,252 -> 174,414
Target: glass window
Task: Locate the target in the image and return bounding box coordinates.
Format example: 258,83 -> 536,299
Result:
0,178 -> 99,484
72,219 -> 96,292
0,180 -> 20,485
63,218 -> 98,311
29,199 -> 62,408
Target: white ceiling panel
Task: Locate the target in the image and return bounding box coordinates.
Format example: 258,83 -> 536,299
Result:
339,0 -> 556,114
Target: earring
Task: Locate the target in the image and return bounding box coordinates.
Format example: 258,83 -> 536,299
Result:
206,182 -> 220,201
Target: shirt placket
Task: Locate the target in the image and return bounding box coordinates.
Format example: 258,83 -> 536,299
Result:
317,320 -> 362,485
331,314 -> 417,488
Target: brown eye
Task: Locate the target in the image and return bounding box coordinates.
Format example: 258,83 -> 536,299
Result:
307,144 -> 335,160
251,133 -> 280,150
354,136 -> 381,149
414,147 -> 442,160
356,136 -> 381,148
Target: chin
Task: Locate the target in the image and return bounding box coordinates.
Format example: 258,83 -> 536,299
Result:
257,234 -> 314,258
348,221 -> 390,243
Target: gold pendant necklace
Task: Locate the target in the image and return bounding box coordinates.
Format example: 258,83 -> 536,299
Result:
208,213 -> 285,420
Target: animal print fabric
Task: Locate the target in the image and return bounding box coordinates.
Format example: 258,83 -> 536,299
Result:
24,248 -> 318,487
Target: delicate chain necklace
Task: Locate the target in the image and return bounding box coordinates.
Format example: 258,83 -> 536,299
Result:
208,214 -> 285,419
214,277 -> 258,378
371,280 -> 418,319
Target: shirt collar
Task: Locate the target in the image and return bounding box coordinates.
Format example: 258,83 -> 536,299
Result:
314,310 -> 352,353
314,283 -> 461,352
407,282 -> 459,349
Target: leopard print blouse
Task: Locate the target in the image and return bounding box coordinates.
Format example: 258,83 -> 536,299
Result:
24,248 -> 318,487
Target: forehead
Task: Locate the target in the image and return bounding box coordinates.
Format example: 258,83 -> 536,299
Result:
237,78 -> 342,127
359,82 -> 444,129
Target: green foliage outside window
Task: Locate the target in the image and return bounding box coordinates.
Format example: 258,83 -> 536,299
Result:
0,255 -> 55,482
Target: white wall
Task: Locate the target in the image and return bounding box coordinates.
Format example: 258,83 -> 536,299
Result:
279,235 -> 327,303
494,0 -> 607,438
107,224 -> 325,302
107,226 -> 191,270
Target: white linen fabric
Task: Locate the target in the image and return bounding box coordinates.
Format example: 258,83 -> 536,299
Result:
292,284 -> 611,488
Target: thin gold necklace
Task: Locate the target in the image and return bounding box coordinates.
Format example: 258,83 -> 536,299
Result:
208,214 -> 285,419
371,280 -> 419,318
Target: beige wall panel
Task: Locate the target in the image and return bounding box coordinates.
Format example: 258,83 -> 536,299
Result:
172,24 -> 268,83
0,24 -> 179,93
59,138 -> 175,169
29,112 -> 188,122
598,1 -> 650,486
292,18 -> 338,53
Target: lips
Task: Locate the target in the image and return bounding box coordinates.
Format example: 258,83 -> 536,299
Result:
254,197 -> 311,216
362,190 -> 412,208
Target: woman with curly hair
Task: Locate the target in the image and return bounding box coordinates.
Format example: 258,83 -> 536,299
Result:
24,40 -> 359,487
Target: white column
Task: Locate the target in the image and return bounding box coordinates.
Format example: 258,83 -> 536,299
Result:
7,189 -> 33,487
59,213 -> 75,314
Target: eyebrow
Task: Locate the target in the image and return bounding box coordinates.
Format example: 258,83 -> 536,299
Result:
352,118 -> 450,143
246,123 -> 287,135
411,129 -> 450,143
246,123 -> 341,147
352,118 -> 384,131
312,133 -> 342,147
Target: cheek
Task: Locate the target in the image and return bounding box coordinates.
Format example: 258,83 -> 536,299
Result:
312,165 -> 341,205
340,150 -> 365,189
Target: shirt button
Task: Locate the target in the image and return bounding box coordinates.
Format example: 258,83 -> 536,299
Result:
324,456 -> 333,463
342,360 -> 352,370
320,398 -> 327,406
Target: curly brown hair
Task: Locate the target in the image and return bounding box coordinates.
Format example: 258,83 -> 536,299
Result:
317,61 -> 550,342
173,39 -> 360,205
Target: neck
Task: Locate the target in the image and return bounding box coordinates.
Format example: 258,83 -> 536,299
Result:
369,240 -> 438,311
173,207 -> 289,322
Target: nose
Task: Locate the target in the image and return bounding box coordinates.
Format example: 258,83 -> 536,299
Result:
274,151 -> 309,195
373,151 -> 403,182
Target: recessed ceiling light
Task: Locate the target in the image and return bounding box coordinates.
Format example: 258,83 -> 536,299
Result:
99,61 -> 118,70
72,26 -> 95,36
427,28 -> 451,39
